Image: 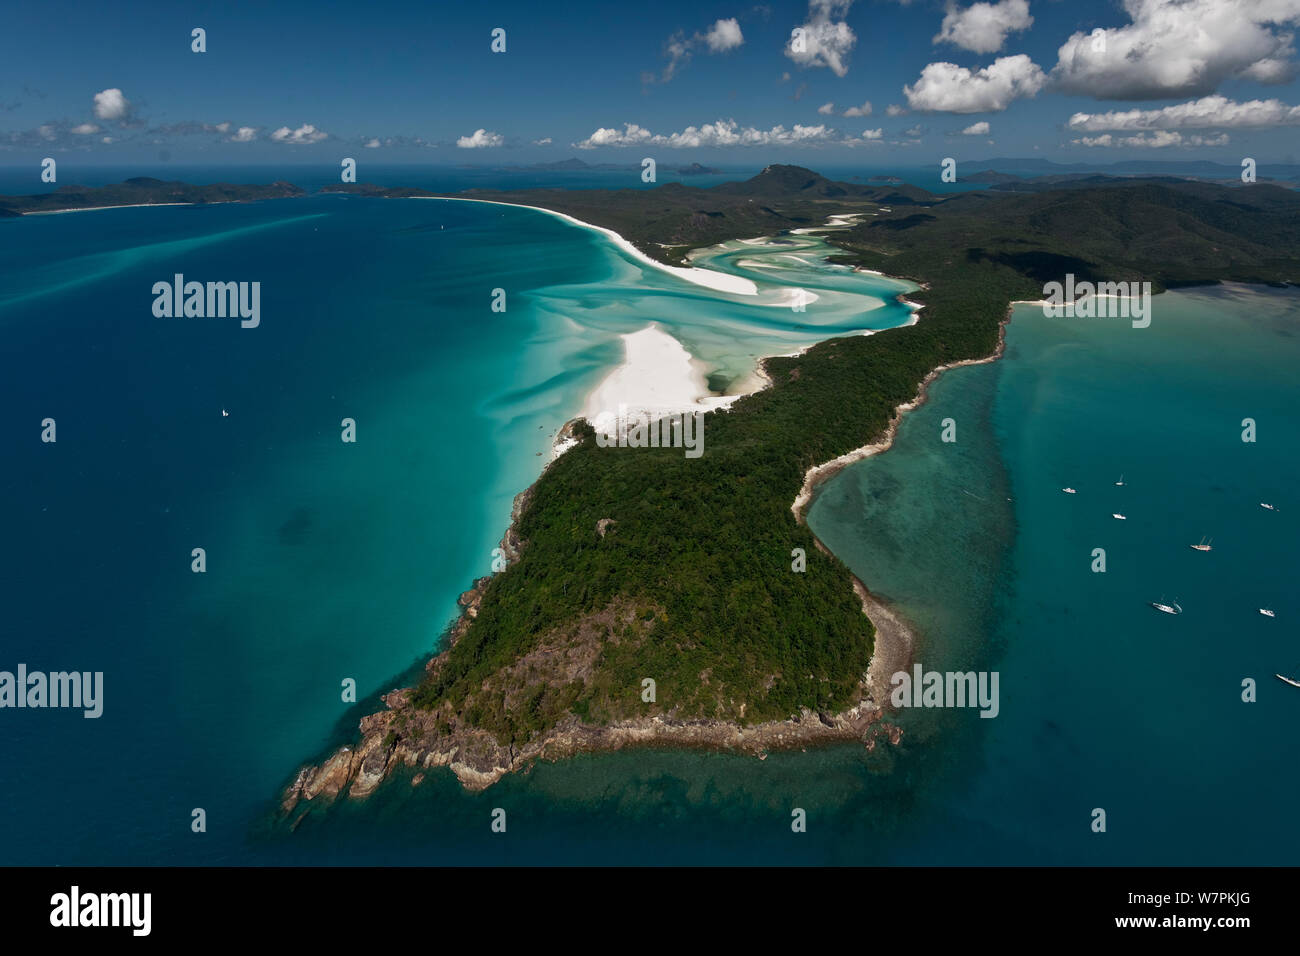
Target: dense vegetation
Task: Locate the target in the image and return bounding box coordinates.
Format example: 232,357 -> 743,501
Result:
0,177 -> 305,216
403,169 -> 1300,747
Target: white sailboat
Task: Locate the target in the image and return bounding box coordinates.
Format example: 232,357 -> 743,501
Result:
1062,487 -> 1077,494
1112,513 -> 1127,520
1150,597 -> 1182,615
1275,673 -> 1300,688
1260,502 -> 1278,511
1115,474 -> 1125,486
1260,608 -> 1276,618
1190,536 -> 1212,552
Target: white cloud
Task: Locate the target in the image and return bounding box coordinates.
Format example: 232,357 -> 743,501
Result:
785,0 -> 858,77
214,122 -> 230,134
886,103 -> 908,116
270,123 -> 327,144
651,17 -> 746,83
934,0 -> 1033,54
818,102 -> 836,114
70,123 -> 100,135
1052,0 -> 1300,100
533,137 -> 553,145
230,127 -> 257,143
101,136 -> 113,144
456,128 -> 504,148
575,118 -> 843,148
1067,94 -> 1300,131
904,54 -> 1046,112
961,120 -> 990,134
862,127 -> 883,139
363,138 -> 381,148
843,100 -> 872,116
1073,130 -> 1231,147
705,17 -> 745,52
93,88 -> 129,121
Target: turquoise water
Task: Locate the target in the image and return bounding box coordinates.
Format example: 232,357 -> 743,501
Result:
809,285 -> 1300,864
0,195 -> 915,864
4,194 -> 1295,864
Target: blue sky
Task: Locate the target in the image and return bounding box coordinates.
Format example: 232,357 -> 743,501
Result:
3,0 -> 1299,165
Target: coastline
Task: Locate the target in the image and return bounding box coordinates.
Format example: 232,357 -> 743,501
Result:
415,195 -> 759,297
23,201 -> 196,215
279,208 -> 980,814
787,302 -> 1016,696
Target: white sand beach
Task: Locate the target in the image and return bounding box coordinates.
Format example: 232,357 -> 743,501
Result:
581,324 -> 741,423
420,197 -> 758,296
24,202 -> 195,216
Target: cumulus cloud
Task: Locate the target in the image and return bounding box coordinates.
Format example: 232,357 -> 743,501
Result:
904,54 -> 1046,112
1073,131 -> 1231,147
961,120 -> 990,134
1052,0 -> 1300,100
70,123 -> 100,135
230,127 -> 257,143
270,123 -> 327,144
818,101 -> 836,114
574,118 -> 844,148
649,17 -> 746,83
1067,94 -> 1300,131
886,103 -> 908,116
93,88 -> 130,121
363,138 -> 381,148
862,127 -> 884,139
456,128 -> 504,148
843,100 -> 872,116
934,0 -> 1033,54
533,137 -> 553,145
705,17 -> 745,52
785,0 -> 857,77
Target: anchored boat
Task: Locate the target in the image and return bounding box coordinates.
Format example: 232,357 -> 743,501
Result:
1150,598 -> 1182,615
1190,536 -> 1212,552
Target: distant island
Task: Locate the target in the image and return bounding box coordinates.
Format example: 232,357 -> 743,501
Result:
0,177 -> 304,216
503,157 -> 723,175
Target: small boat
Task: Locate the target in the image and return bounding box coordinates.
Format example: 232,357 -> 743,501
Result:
1190,536 -> 1212,552
1150,598 -> 1182,615
1260,608 -> 1276,618
1112,513 -> 1127,520
1260,502 -> 1278,511
1062,487 -> 1077,494
221,409 -> 229,418
1115,474 -> 1125,486
1276,674 -> 1300,688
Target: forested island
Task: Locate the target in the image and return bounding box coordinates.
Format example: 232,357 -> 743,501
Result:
0,177 -> 304,216
280,166 -> 1300,812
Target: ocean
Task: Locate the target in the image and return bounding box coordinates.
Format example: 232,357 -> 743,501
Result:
2,192 -> 1296,865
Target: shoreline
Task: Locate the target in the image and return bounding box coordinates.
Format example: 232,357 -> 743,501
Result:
279,210 -> 965,813
787,302 -> 1016,691
415,195 -> 759,297
22,201 -> 197,215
